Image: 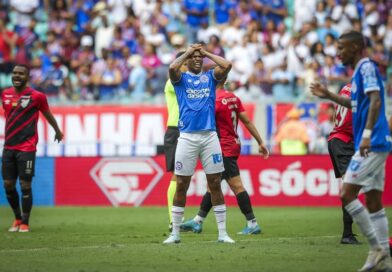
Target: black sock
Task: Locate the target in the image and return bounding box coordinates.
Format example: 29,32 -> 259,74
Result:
197,192 -> 212,218
21,189 -> 33,225
342,204 -> 353,237
5,189 -> 22,220
236,191 -> 255,221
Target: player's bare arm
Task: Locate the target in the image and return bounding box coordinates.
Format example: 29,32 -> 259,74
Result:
239,112 -> 269,159
169,44 -> 202,82
310,82 -> 351,108
200,49 -> 232,81
42,110 -> 63,142
359,91 -> 381,157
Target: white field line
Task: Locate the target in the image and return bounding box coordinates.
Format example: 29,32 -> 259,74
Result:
0,235 -> 340,252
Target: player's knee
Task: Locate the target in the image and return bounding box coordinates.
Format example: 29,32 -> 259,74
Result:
3,180 -> 16,191
20,179 -> 32,190
207,176 -> 221,191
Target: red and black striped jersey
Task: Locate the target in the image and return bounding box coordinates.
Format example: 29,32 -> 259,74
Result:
2,86 -> 49,152
328,84 -> 353,143
215,89 -> 245,157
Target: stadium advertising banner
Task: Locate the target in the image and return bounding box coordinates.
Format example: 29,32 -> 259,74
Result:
0,105 -> 254,157
54,155 -> 392,207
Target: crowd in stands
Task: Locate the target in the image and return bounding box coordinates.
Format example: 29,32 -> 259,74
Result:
0,0 -> 391,105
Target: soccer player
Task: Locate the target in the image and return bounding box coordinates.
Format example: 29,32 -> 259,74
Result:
310,31 -> 391,271
164,51 -> 187,231
180,78 -> 269,235
163,44 -> 233,244
2,64 -> 63,232
314,84 -> 359,244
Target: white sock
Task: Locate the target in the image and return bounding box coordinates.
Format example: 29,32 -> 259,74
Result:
193,215 -> 205,224
213,204 -> 227,237
345,199 -> 379,249
247,218 -> 258,228
171,206 -> 184,236
370,208 -> 390,252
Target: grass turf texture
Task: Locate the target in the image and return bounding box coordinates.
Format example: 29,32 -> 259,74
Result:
0,207 -> 390,272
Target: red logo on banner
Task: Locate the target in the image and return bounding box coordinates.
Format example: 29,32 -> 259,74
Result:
90,158 -> 164,206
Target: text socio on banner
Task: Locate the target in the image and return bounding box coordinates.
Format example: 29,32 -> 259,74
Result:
55,155 -> 392,206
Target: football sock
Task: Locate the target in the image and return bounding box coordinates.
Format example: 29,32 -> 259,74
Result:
5,189 -> 22,220
342,203 -> 354,236
370,209 -> 390,252
21,189 -> 33,225
197,192 -> 212,219
236,191 -> 257,227
171,206 -> 184,236
345,199 -> 379,249
167,180 -> 176,223
213,204 -> 227,236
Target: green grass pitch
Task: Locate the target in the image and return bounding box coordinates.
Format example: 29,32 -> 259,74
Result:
0,206 -> 390,272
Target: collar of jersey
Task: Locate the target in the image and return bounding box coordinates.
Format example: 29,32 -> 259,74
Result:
353,57 -> 370,77
186,71 -> 202,76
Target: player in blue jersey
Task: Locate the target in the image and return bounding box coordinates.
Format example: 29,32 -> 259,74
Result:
310,31 -> 391,271
163,44 -> 233,244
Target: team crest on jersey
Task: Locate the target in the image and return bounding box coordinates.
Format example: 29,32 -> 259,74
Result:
200,75 -> 209,83
222,98 -> 227,105
20,97 -> 30,108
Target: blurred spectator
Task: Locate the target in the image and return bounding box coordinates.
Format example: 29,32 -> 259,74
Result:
94,13 -> 114,57
183,0 -> 209,44
128,54 -> 148,102
214,0 -> 237,25
0,19 -> 17,75
162,0 -> 185,37
330,0 -> 358,35
42,55 -> 72,101
97,56 -> 122,101
271,59 -> 295,102
10,0 -> 39,31
314,103 -> 335,154
70,35 -> 95,71
108,0 -> 132,25
274,107 -> 310,155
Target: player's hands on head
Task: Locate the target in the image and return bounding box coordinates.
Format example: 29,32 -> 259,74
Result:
187,44 -> 203,55
310,82 -> 329,98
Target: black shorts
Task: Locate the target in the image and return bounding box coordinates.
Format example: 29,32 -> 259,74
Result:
328,138 -> 354,178
222,156 -> 240,181
2,149 -> 36,181
164,126 -> 180,172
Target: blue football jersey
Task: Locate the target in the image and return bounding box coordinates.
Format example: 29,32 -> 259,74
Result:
172,70 -> 219,132
350,58 -> 391,152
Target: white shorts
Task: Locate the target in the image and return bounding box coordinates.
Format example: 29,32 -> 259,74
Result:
174,131 -> 224,176
343,151 -> 388,192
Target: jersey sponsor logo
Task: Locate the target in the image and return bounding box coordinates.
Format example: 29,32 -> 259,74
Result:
186,88 -> 210,99
90,158 -> 163,206
200,75 -> 209,83
212,153 -> 222,164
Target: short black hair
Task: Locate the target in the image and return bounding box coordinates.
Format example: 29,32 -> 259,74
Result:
339,31 -> 365,50
14,64 -> 30,75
